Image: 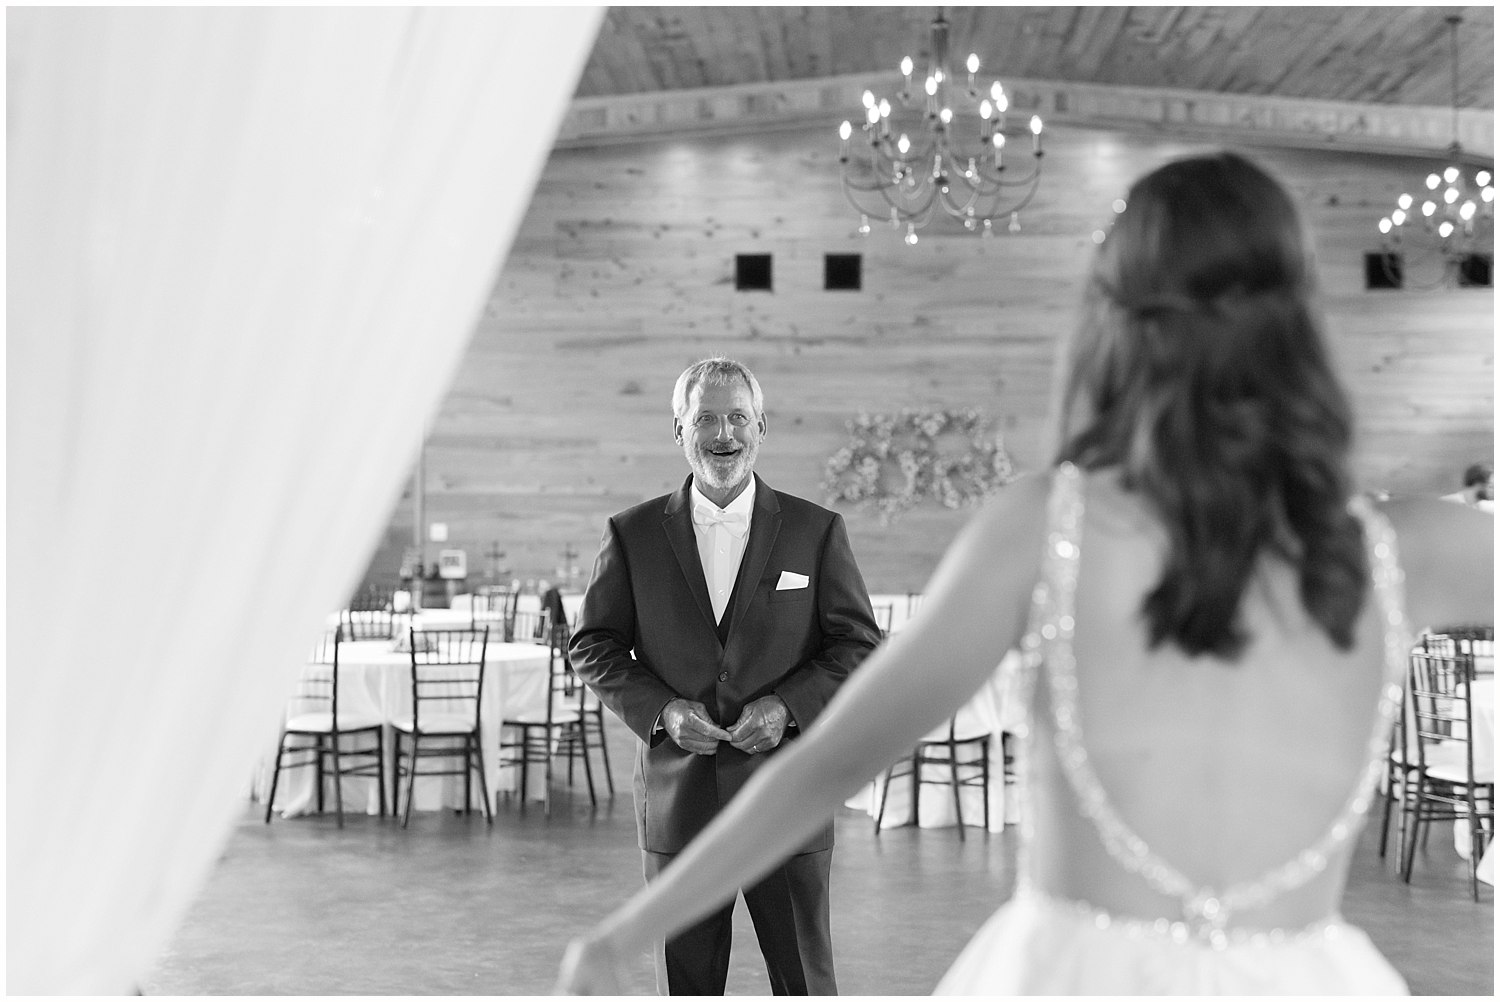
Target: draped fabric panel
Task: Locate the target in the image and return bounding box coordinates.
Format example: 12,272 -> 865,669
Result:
6,7 -> 603,993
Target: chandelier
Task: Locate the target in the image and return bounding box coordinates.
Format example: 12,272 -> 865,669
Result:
836,9 -> 1043,245
1375,14 -> 1494,289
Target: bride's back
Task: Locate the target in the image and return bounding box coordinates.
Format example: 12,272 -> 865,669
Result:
1025,469 -> 1392,932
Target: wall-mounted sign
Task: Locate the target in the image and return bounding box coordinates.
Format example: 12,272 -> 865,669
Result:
429,522 -> 449,543
438,549 -> 467,580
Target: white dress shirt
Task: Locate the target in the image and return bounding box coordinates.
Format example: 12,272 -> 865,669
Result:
690,478 -> 755,624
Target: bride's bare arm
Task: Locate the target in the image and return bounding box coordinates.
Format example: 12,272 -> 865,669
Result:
556,473 -> 1051,994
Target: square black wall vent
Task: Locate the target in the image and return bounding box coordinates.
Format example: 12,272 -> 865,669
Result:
1364,252 -> 1402,289
1458,253 -> 1493,287
824,253 -> 862,291
735,254 -> 773,291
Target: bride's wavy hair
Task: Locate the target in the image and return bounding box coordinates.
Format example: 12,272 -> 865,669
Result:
1056,151 -> 1367,658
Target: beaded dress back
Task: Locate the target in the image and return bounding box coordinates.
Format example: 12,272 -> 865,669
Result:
1011,463 -> 1410,946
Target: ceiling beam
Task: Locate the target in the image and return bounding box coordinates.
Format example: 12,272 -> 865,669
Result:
554,72 -> 1494,160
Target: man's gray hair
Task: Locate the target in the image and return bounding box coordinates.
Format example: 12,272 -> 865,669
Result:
671,357 -> 765,419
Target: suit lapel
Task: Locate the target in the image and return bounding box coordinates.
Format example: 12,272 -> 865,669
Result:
662,477 -> 718,633
726,475 -> 782,643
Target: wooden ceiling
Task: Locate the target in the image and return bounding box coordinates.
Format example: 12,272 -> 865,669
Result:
577,6 -> 1495,109
559,7 -> 1494,157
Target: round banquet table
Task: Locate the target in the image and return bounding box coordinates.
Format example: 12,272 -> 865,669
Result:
259,638 -> 553,818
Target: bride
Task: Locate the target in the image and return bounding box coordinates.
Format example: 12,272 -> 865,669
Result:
556,151 -> 1493,995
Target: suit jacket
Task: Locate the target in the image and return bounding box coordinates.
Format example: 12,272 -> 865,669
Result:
570,473 -> 881,853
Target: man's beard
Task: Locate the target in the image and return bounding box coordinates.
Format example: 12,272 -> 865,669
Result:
687,440 -> 757,491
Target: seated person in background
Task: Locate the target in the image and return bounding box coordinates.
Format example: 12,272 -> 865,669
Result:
1443,461 -> 1494,512
538,579 -> 568,637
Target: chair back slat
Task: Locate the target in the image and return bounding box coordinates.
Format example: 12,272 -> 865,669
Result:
549,621 -> 585,723
471,586 -> 518,634
1407,648 -> 1477,772
511,607 -> 565,644
1422,627 -> 1493,670
408,626 -> 489,731
290,626 -> 343,723
343,607 -> 396,641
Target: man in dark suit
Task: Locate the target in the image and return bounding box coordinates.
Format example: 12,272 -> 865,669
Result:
570,356 -> 880,995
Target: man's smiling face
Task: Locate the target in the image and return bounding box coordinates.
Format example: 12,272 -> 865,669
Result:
675,379 -> 764,496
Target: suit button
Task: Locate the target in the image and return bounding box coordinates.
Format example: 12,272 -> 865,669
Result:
718,671 -> 729,683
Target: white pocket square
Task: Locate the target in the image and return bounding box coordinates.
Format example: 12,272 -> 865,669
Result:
776,571 -> 810,591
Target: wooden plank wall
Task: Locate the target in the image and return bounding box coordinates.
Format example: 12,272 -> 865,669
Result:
364,122 -> 1493,595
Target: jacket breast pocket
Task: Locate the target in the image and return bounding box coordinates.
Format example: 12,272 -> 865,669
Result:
767,585 -> 812,605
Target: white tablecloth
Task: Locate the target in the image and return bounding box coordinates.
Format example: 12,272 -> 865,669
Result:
260,638 -> 552,817
1456,675 -> 1494,880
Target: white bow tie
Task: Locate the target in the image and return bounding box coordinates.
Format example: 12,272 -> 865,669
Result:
693,503 -> 750,538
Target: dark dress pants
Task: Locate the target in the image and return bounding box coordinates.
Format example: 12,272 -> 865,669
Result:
642,847 -> 836,996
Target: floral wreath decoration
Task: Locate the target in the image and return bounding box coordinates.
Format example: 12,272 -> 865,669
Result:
821,408 -> 1018,523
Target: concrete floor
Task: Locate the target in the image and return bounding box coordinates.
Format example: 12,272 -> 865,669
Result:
142,723 -> 1493,996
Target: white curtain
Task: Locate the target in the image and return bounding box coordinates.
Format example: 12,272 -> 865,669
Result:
6,7 -> 603,993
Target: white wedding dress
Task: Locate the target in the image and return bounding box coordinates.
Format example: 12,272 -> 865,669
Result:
936,464 -> 1411,995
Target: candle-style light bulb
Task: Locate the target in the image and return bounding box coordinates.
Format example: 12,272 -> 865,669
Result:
905,223 -> 919,246
862,90 -> 876,110
1426,173 -> 1441,190
980,99 -> 993,120
1397,193 -> 1413,210
925,76 -> 938,96
1478,170 -> 1493,187
991,130 -> 1004,168
866,106 -> 880,126
1439,220 -> 1455,238
901,55 -> 914,78
1392,209 -> 1407,226
1030,115 -> 1043,154
1422,201 -> 1437,216
940,107 -> 953,125
1378,217 -> 1392,234
1444,187 -> 1459,204
966,54 -> 980,74
1460,201 -> 1477,221
1444,166 -> 1460,184
878,98 -> 891,118
897,134 -> 911,156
